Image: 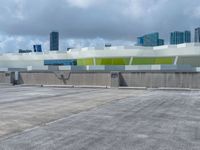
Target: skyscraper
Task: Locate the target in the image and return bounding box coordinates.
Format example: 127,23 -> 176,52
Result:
137,37 -> 144,46
195,27 -> 200,43
33,45 -> 42,52
137,32 -> 164,47
170,31 -> 184,45
158,39 -> 165,46
184,31 -> 191,43
50,31 -> 59,51
170,31 -> 191,45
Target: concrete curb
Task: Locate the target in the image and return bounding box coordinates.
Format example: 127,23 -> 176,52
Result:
74,85 -> 110,89
0,83 -> 12,86
16,84 -> 200,91
20,84 -> 44,87
119,86 -> 196,91
33,84 -> 110,89
149,87 -> 192,91
42,85 -> 75,88
119,87 -> 147,90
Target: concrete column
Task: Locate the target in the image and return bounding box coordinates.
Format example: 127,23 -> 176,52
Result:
111,72 -> 120,88
10,72 -> 19,85
93,58 -> 96,66
174,56 -> 179,65
129,57 -> 133,65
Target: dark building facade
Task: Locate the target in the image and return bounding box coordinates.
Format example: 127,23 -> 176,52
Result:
170,31 -> 184,45
50,31 -> 59,51
184,31 -> 191,43
158,39 -> 164,46
170,31 -> 191,45
18,49 -> 32,53
137,37 -> 144,46
33,45 -> 42,52
195,27 -> 200,43
137,32 -> 164,47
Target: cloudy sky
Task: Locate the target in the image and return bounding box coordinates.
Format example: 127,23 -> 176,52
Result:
0,0 -> 199,52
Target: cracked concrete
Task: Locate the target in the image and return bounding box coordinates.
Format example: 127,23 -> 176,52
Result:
0,85 -> 200,150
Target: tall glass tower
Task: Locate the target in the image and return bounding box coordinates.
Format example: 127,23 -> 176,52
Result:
170,31 -> 191,45
50,31 -> 59,51
137,32 -> 164,47
184,31 -> 191,43
33,45 -> 42,52
195,28 -> 200,43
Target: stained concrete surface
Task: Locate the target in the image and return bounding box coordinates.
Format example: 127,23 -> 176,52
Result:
0,85 -> 200,149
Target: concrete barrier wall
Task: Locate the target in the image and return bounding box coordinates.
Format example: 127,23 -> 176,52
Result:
0,72 -> 11,84
19,71 -> 111,86
2,71 -> 200,89
120,72 -> 200,89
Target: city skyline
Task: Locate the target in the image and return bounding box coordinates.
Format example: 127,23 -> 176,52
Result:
4,28 -> 200,53
0,0 -> 199,52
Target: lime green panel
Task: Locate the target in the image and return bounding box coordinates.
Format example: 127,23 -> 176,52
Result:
132,57 -> 174,65
155,57 -> 174,64
96,58 -> 130,65
96,58 -> 112,65
77,57 -> 174,66
77,58 -> 94,66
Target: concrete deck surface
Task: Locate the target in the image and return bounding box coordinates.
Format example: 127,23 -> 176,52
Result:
0,85 -> 200,150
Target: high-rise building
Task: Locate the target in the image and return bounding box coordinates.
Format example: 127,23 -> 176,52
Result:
33,45 -> 42,52
170,31 -> 191,45
105,43 -> 112,47
137,37 -> 144,46
170,31 -> 184,45
195,27 -> 200,43
137,32 -> 164,47
158,39 -> 165,46
18,49 -> 32,53
184,31 -> 191,43
50,31 -> 59,51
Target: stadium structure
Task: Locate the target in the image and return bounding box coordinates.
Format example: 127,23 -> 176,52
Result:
0,43 -> 200,71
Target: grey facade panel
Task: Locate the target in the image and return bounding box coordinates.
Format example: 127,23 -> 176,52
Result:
177,56 -> 200,67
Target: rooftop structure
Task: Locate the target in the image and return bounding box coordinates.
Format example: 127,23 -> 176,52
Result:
18,49 -> 32,53
0,43 -> 200,69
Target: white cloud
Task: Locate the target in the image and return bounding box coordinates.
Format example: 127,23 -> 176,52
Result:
0,0 -> 199,52
193,6 -> 200,18
66,0 -> 97,8
122,0 -> 151,18
0,35 -> 47,53
0,35 -> 136,52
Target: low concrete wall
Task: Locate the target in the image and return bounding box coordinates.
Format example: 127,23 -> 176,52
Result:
19,71 -> 111,86
0,72 -> 11,84
120,72 -> 200,89
1,71 -> 200,89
